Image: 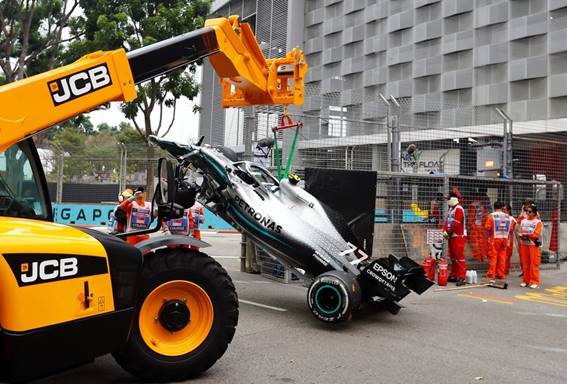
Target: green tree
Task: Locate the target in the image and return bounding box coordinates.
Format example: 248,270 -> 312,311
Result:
47,119 -> 165,183
0,0 -> 81,82
68,0 -> 210,191
1,1 -> 82,179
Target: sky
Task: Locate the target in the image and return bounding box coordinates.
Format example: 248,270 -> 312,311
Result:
87,64 -> 203,145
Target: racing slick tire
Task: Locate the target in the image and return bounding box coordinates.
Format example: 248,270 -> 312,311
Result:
307,270 -> 362,323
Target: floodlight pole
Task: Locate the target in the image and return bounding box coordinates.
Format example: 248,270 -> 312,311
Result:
495,107 -> 513,179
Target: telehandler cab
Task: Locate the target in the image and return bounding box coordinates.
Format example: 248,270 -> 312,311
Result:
0,16 -> 306,382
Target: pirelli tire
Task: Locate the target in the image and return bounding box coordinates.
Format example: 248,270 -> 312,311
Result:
307,270 -> 362,323
112,248 -> 238,382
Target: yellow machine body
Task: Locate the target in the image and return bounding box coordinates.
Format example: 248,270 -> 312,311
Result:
206,16 -> 308,107
0,218 -> 115,332
0,15 -> 307,382
0,49 -> 136,152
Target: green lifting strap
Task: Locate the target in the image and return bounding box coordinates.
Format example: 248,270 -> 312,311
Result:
273,129 -> 283,180
284,126 -> 300,179
272,112 -> 302,181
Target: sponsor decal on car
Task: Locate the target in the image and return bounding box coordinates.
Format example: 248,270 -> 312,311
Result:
234,195 -> 282,233
312,251 -> 330,266
364,260 -> 401,293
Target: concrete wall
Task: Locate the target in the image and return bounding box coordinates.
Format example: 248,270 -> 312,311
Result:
303,0 -> 567,124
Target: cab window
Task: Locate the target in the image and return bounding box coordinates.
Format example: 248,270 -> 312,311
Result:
0,142 -> 48,220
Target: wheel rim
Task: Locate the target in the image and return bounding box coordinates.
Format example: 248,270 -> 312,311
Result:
139,280 -> 214,356
314,284 -> 342,315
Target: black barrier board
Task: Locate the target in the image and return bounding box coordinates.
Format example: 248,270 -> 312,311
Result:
305,168 -> 376,256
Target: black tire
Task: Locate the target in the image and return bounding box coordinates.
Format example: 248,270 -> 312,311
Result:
307,271 -> 361,323
112,248 -> 238,382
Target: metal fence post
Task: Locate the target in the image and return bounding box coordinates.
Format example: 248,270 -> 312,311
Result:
495,108 -> 513,178
56,150 -> 64,204
379,94 -> 391,172
557,182 -> 562,269
442,175 -> 450,259
389,95 -> 401,173
118,142 -> 127,193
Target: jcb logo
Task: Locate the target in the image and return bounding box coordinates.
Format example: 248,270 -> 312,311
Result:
20,258 -> 78,283
48,64 -> 112,106
3,253 -> 108,287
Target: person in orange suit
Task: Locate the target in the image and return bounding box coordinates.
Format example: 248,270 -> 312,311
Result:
485,201 -> 513,281
518,204 -> 543,288
443,189 -> 467,286
119,186 -> 152,245
517,199 -> 539,278
468,191 -> 490,261
167,201 -> 205,250
503,204 -> 516,275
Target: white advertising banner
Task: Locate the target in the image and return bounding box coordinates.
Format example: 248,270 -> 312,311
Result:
401,148 -> 460,175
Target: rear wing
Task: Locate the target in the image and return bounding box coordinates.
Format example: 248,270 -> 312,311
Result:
0,15 -> 307,152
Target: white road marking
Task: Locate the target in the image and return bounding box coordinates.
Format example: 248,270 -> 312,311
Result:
211,256 -> 241,259
545,313 -> 567,319
238,299 -> 288,312
233,280 -> 274,284
528,345 -> 567,353
514,311 -> 567,319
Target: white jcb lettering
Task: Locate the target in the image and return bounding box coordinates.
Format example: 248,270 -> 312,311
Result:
52,80 -> 71,104
39,259 -> 59,280
89,65 -> 110,89
21,263 -> 38,283
60,257 -> 79,277
68,72 -> 91,96
20,257 -> 79,283
51,65 -> 111,104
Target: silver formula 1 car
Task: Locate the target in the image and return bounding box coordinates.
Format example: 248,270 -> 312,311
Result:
151,136 -> 433,323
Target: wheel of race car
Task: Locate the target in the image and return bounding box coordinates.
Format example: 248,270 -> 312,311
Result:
307,270 -> 362,323
112,248 -> 238,382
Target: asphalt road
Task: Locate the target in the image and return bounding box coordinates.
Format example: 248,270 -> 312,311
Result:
34,232 -> 567,384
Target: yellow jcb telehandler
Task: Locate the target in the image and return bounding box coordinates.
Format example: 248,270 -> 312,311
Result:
0,15 -> 306,382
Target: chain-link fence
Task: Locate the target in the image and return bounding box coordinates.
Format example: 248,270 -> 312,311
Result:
372,173 -> 561,271
41,85 -> 566,272
42,143 -> 160,203
227,85 -> 565,275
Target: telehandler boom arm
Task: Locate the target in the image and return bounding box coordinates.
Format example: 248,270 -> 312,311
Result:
0,16 -> 307,152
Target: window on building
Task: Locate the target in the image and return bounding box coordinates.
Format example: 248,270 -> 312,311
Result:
475,63 -> 507,86
414,75 -> 440,95
510,78 -> 546,102
550,6 -> 567,32
224,108 -> 244,147
444,12 -> 473,34
510,0 -> 545,18
510,34 -> 546,60
416,2 -> 440,24
443,89 -> 472,108
414,38 -> 441,60
475,22 -> 507,46
256,112 -> 279,140
327,106 -> 348,137
443,50 -> 472,72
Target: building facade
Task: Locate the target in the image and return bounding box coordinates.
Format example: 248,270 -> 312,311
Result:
199,0 -> 567,182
